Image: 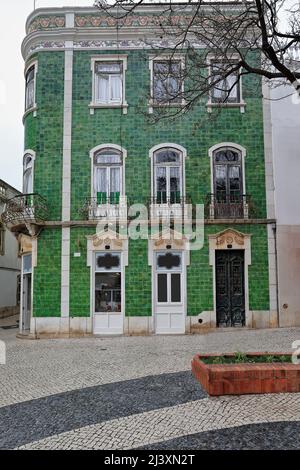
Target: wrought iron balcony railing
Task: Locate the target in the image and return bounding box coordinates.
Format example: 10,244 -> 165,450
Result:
148,194 -> 192,219
1,194 -> 48,230
82,196 -> 127,220
205,193 -> 253,219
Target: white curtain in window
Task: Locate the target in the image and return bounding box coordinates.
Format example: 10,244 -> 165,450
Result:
110,75 -> 122,101
227,74 -> 238,99
26,80 -> 34,109
110,167 -> 121,193
97,76 -> 109,103
95,167 -> 107,194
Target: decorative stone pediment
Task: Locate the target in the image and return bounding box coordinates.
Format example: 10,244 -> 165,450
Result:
209,228 -> 251,266
151,228 -> 187,249
148,228 -> 190,266
86,228 -> 128,267
209,228 -> 250,249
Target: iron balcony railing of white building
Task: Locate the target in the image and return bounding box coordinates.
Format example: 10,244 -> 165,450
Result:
1,193 -> 48,232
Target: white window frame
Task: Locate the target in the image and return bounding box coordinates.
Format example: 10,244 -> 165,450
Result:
90,144 -> 127,205
206,54 -> 245,113
156,250 -> 183,305
89,55 -> 128,115
208,143 -> 248,219
23,150 -> 36,194
149,143 -> 187,204
149,54 -> 185,114
24,60 -> 38,118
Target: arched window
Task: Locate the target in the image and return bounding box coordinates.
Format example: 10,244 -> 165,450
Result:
23,154 -> 34,194
213,147 -> 243,204
153,147 -> 183,204
93,148 -> 123,204
25,64 -> 36,111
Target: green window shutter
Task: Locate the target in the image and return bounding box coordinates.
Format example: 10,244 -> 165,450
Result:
97,192 -> 107,204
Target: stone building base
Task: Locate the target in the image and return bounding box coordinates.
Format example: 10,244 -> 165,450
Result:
28,311 -> 279,338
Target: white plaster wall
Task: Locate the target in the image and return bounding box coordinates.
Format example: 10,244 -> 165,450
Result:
270,83 -> 300,325
0,268 -> 19,308
270,84 -> 300,225
0,223 -> 20,308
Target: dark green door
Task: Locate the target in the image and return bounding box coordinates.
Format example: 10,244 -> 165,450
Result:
216,250 -> 245,327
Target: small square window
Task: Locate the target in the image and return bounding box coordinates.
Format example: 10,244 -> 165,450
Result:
95,62 -> 123,104
152,60 -> 183,104
210,61 -> 240,104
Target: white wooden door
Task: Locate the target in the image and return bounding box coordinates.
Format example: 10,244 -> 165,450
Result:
154,251 -> 185,334
93,251 -> 124,335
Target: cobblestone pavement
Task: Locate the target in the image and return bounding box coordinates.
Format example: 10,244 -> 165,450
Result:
0,317 -> 299,450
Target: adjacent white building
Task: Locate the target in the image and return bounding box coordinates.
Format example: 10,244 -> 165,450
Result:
0,180 -> 21,316
270,67 -> 300,326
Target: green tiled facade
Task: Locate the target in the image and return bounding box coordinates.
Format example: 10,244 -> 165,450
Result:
20,6 -> 275,335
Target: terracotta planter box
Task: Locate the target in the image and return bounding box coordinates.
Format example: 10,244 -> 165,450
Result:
191,353 -> 300,396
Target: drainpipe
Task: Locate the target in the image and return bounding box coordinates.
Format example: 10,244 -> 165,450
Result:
272,222 -> 280,327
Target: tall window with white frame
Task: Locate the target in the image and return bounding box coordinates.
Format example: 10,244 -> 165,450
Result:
95,61 -> 123,105
23,154 -> 34,194
25,65 -> 35,111
210,61 -> 240,104
152,60 -> 183,104
153,148 -> 183,204
94,148 -> 123,205
213,147 -> 243,218
95,252 -> 122,313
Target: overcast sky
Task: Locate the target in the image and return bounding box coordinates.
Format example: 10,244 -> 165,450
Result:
0,0 -> 93,191
0,0 -> 295,191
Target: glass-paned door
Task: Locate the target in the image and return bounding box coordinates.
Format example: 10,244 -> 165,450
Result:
93,252 -> 123,334
214,149 -> 243,218
154,251 -> 185,334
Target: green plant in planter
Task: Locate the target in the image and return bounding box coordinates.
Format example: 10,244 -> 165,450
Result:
234,352 -> 248,363
212,356 -> 226,364
265,355 -> 275,363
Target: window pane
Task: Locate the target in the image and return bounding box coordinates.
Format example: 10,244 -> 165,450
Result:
96,62 -> 121,73
227,74 -> 238,101
95,167 -> 107,194
215,165 -> 226,202
215,149 -> 239,163
157,273 -> 168,302
156,166 -> 166,191
211,62 -> 239,103
110,167 -> 121,194
96,150 -> 122,165
155,149 -> 180,164
97,75 -> 109,102
229,165 -> 241,200
171,273 -> 181,302
23,168 -> 33,194
23,254 -> 32,274
153,61 -> 181,102
25,77 -> 35,110
157,252 -> 181,270
110,75 -> 122,101
95,272 -> 121,312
